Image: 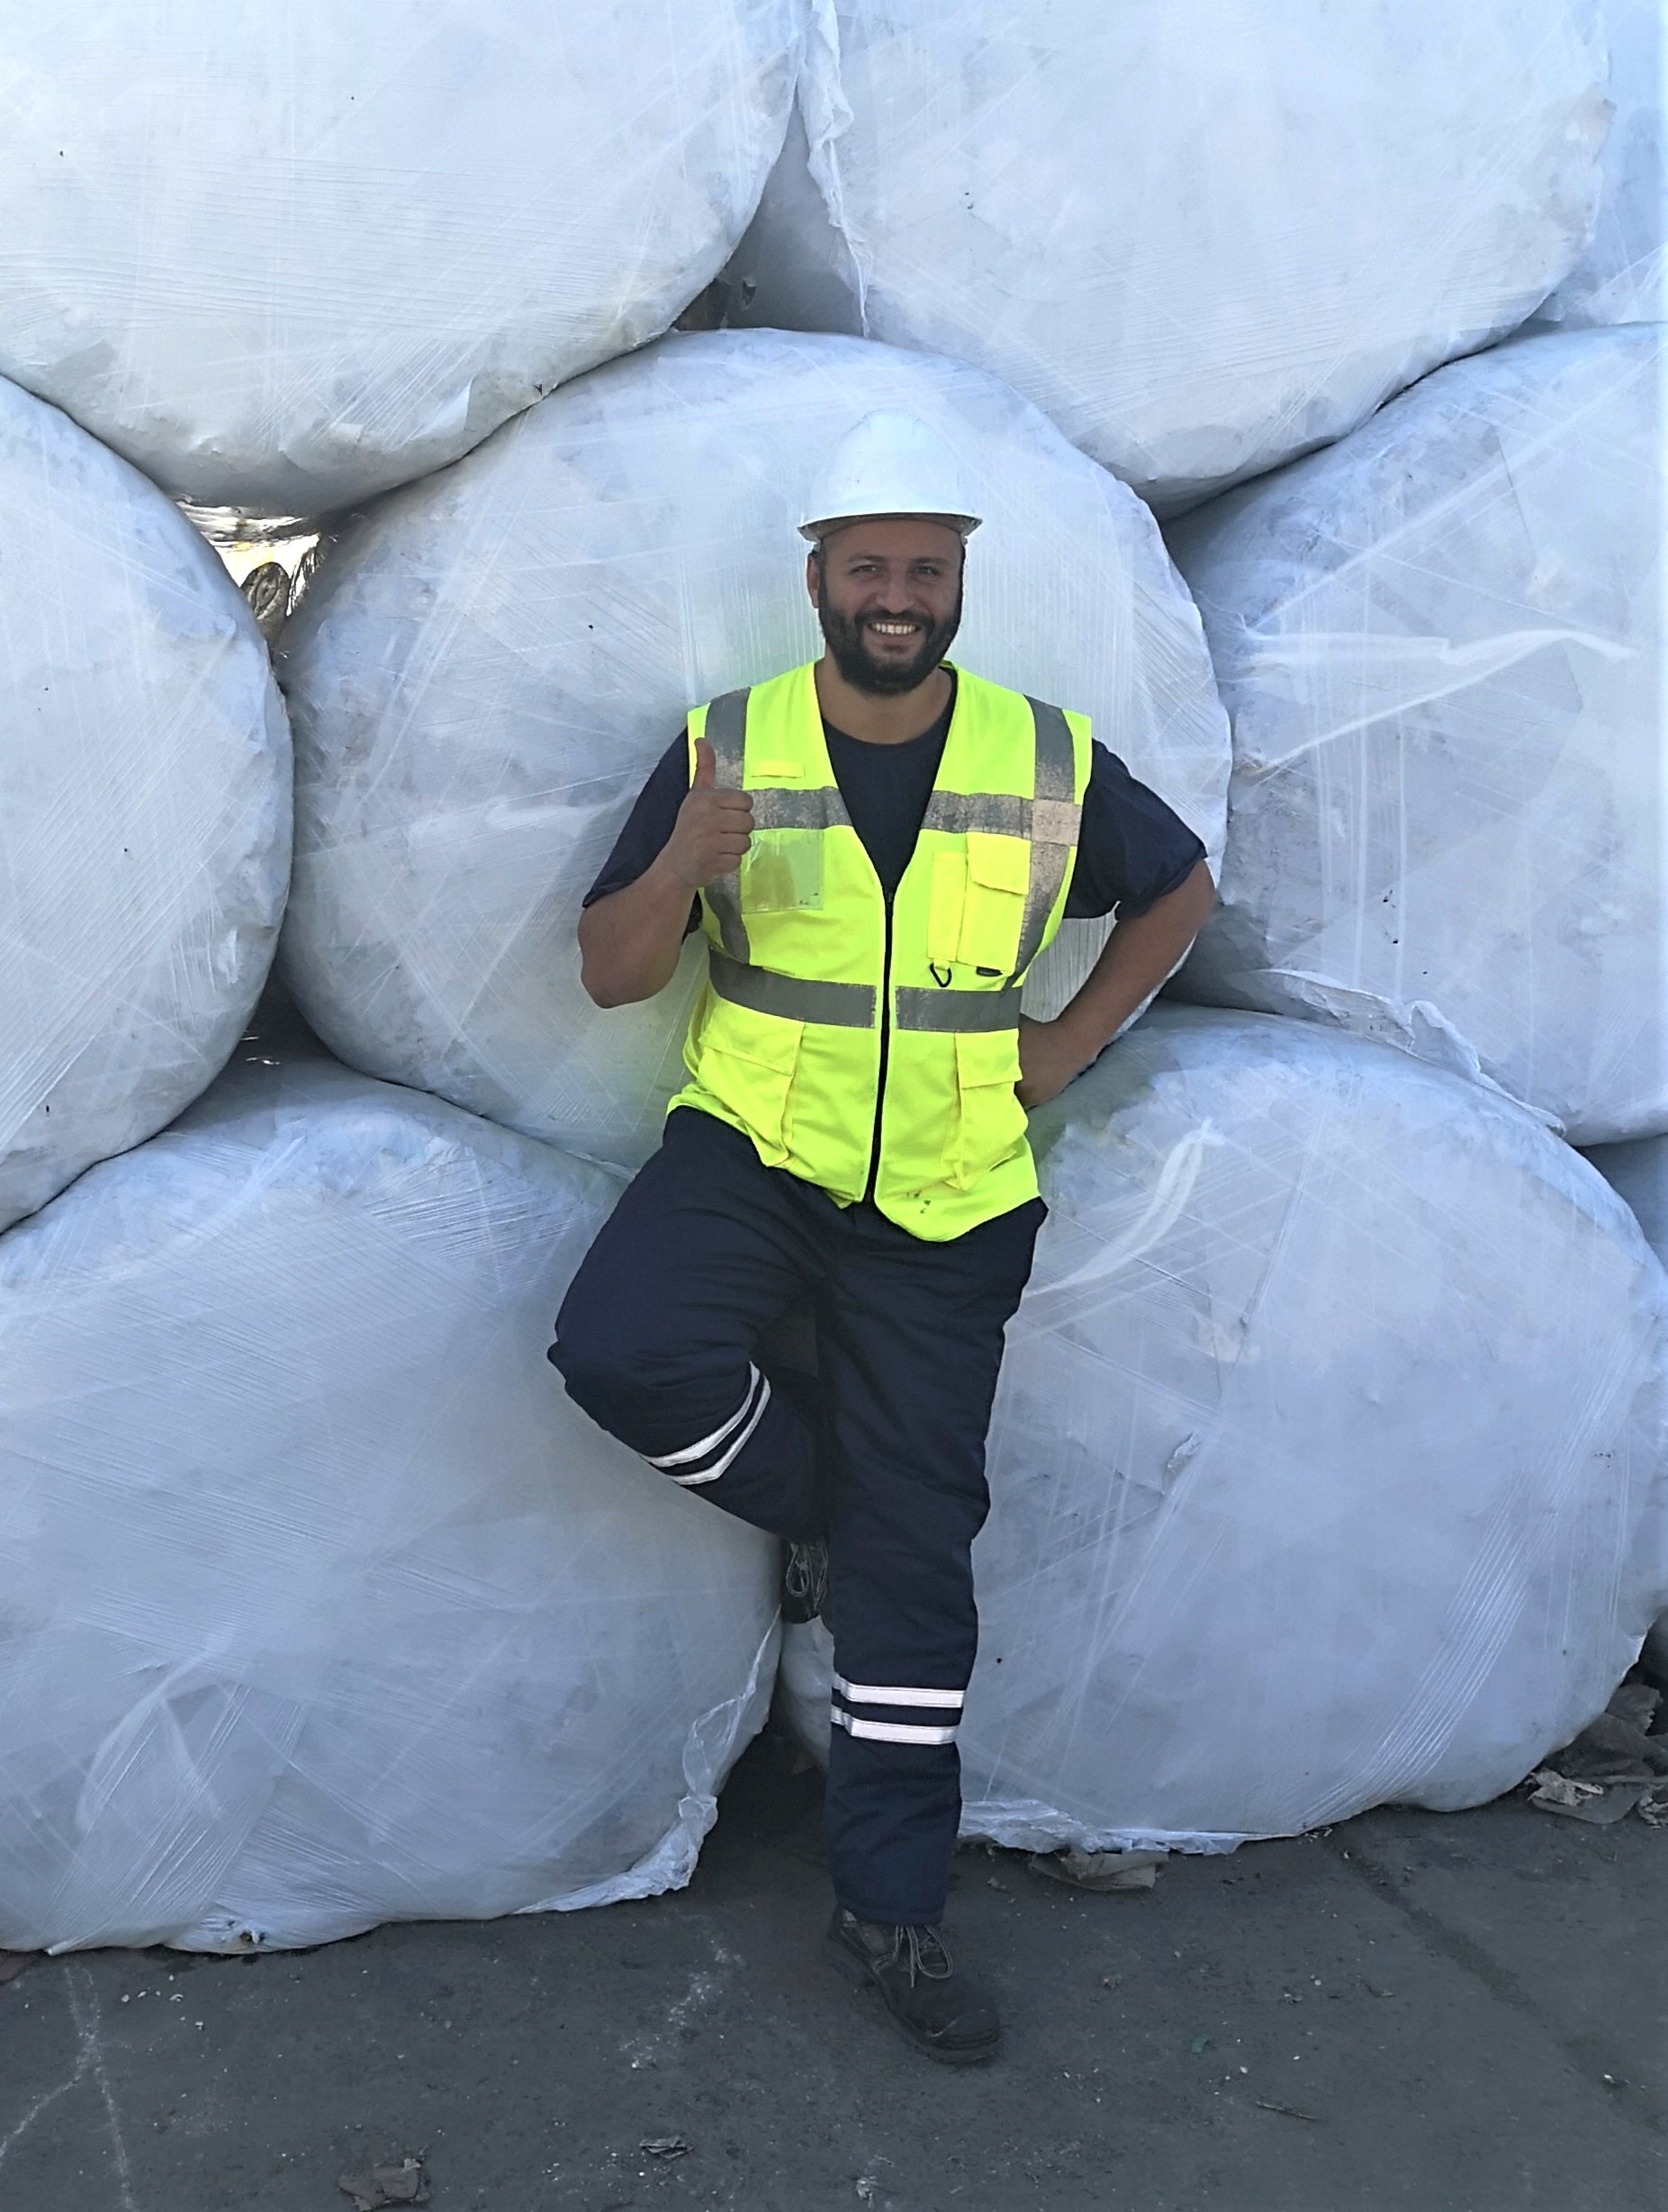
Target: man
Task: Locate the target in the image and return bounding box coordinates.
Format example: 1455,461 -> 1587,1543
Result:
550,410 -> 1213,2064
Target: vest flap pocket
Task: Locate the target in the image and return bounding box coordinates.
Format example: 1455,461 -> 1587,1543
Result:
698,1003 -> 805,1160
951,1028 -> 1025,1189
954,1027 -> 1022,1091
959,832 -> 1028,972
965,831 -> 1031,895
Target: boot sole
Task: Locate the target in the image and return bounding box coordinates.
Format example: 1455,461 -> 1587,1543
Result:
826,1937 -> 1001,2066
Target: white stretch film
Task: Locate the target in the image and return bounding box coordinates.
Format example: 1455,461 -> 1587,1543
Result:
725,0 -> 1606,512
0,3 -> 801,513
0,1051 -> 778,1954
0,375 -> 290,1234
777,1008 -> 1668,1850
1537,0 -> 1666,328
1168,326 -> 1667,1146
278,328 -> 1228,1173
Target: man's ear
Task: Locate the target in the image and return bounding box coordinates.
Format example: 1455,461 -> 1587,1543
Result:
805,548 -> 821,609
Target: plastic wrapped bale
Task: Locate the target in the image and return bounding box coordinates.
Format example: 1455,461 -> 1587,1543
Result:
1167,326 -> 1668,1146
0,1054 -> 778,1953
0,3 -> 801,515
775,1006 -> 1668,1848
0,375 -> 290,1235
1536,0 -> 1666,329
277,327 -> 1229,1173
724,1 -> 1606,512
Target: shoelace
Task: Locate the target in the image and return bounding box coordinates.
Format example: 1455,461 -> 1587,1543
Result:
889,1924 -> 952,1986
782,1541 -> 826,1609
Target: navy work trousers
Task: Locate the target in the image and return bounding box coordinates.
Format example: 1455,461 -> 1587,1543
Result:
549,1106 -> 1044,1927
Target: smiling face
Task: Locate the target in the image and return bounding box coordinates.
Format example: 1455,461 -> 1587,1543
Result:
807,516 -> 966,697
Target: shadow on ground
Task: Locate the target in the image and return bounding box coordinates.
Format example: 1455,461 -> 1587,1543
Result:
2,1733 -> 1663,2212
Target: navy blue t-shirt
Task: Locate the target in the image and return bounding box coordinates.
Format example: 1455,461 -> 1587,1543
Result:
584,672 -> 1205,925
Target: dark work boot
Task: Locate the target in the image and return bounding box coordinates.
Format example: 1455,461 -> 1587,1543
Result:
781,1536 -> 830,1626
826,1909 -> 999,2064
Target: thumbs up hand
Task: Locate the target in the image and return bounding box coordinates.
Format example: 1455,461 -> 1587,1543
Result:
663,737 -> 753,889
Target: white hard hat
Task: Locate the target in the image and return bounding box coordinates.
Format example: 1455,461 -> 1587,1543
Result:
798,409 -> 982,542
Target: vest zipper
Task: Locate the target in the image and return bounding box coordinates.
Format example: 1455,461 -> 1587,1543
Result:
862,889 -> 895,1207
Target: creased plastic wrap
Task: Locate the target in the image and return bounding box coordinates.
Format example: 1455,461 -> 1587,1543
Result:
1536,0 -> 1666,329
0,2 -> 803,513
0,1052 -> 778,1953
277,328 -> 1228,1173
0,375 -> 291,1235
1168,326 -> 1667,1146
777,1007 -> 1668,1850
725,0 -> 1607,512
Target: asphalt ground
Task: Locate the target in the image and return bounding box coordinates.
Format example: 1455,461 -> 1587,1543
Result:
2,1730 -> 1663,2212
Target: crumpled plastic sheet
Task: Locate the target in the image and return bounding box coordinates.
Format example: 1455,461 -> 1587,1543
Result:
277,327 -> 1228,1174
1167,326 -> 1666,1146
724,0 -> 1607,512
1534,0 -> 1666,330
0,373 -> 290,1236
774,1006 -> 1668,1851
0,1050 -> 778,1953
0,1 -> 802,514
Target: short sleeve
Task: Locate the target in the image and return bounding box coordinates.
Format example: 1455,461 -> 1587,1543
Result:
1064,742 -> 1209,921
582,733 -> 700,933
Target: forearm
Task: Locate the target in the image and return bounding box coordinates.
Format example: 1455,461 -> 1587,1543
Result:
578,856 -> 698,1007
1053,859 -> 1216,1060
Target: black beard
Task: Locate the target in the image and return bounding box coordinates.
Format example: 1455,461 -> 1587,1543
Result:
817,590 -> 963,697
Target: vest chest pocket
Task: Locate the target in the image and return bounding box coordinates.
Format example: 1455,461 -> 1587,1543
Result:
740,829 -> 825,914
958,832 -> 1030,975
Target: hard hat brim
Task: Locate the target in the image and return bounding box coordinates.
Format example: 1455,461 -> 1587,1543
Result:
798,509 -> 982,544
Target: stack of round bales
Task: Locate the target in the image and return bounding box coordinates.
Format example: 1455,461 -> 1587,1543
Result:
775,1007 -> 1668,1846
726,0 -> 1608,509
0,1045 -> 778,1953
1167,325 -> 1665,1146
275,328 -> 1231,1173
2,0 -> 1662,1946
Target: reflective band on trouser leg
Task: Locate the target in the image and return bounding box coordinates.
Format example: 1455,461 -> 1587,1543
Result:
643,1363 -> 771,1487
831,1676 -> 964,1746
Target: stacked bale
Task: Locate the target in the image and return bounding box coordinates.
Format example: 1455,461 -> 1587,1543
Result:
1168,326 -> 1666,1144
0,1049 -> 777,1952
0,374 -> 290,1232
776,1008 -> 1668,1846
0,1 -> 802,511
725,0 -> 1607,509
275,328 -> 1230,1172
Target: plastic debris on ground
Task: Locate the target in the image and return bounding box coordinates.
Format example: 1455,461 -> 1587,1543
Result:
775,1008 -> 1668,1848
0,1 -> 802,512
1168,326 -> 1666,1144
0,373 -> 291,1236
338,2157 -> 428,2210
1526,1682 -> 1668,1826
725,0 -> 1606,510
277,327 -> 1228,1173
0,1051 -> 777,1953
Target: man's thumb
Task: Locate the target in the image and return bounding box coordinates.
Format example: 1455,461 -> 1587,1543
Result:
692,738 -> 717,788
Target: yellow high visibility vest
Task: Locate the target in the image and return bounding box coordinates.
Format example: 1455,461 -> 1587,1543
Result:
671,661 -> 1090,1241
